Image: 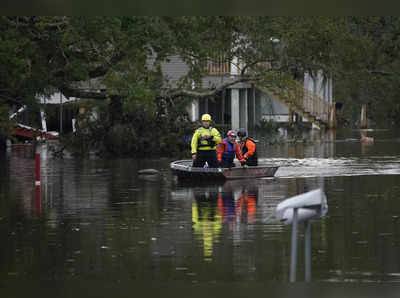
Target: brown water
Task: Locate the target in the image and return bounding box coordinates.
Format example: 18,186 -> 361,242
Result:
2,128 -> 400,297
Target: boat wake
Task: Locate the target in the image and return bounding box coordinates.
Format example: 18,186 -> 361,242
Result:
264,156 -> 400,178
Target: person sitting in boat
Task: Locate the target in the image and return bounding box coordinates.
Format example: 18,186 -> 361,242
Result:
217,130 -> 246,168
237,129 -> 258,166
191,113 -> 222,168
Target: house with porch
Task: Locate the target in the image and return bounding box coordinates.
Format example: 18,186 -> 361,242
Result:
24,53 -> 335,139
160,56 -> 335,131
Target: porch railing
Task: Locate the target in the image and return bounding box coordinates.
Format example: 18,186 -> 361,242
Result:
257,81 -> 332,129
203,55 -> 333,128
205,57 -> 231,75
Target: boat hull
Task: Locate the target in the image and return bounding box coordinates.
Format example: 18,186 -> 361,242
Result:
170,160 -> 278,180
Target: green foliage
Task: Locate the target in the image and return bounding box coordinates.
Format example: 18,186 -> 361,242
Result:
3,16 -> 400,155
65,96 -> 195,158
333,17 -> 400,126
255,119 -> 278,135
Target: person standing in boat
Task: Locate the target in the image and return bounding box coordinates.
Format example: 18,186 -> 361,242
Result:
191,114 -> 222,168
217,130 -> 246,168
237,129 -> 258,166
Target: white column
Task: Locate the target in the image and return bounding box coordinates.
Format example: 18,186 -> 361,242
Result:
252,87 -> 256,128
303,72 -> 314,93
72,119 -> 76,133
190,81 -> 199,122
231,88 -> 240,130
40,108 -> 47,132
192,100 -> 199,121
231,57 -> 240,75
316,70 -> 324,99
187,99 -> 199,122
240,89 -> 248,132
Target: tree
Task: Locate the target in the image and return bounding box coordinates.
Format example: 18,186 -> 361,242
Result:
2,17 -> 398,153
0,16 -> 176,149
0,16 -> 372,113
333,17 -> 400,126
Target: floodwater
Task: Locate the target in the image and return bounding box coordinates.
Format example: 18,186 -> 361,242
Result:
2,128 -> 400,297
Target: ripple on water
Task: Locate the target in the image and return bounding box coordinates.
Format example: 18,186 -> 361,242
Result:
271,157 -> 400,178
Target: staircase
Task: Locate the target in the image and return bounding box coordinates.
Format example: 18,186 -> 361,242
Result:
256,82 -> 333,129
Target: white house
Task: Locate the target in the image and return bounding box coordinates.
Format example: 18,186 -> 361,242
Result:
159,55 -> 333,131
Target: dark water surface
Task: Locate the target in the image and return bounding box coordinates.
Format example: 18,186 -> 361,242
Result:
2,128 -> 400,297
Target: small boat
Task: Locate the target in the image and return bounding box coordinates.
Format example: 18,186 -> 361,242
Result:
170,160 -> 279,180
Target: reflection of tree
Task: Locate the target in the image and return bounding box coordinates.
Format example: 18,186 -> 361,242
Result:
6,148 -> 36,217
192,191 -> 222,262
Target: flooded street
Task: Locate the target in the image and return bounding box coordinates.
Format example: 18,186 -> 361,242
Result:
2,128 -> 400,296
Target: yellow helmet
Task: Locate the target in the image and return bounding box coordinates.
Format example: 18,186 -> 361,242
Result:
201,114 -> 212,121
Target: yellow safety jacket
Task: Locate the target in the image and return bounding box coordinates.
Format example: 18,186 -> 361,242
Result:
191,127 -> 221,154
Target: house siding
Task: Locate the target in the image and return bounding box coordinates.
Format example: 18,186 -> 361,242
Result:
159,56 -> 190,88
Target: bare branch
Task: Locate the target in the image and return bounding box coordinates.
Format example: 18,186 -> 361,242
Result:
370,70 -> 396,76
60,85 -> 117,100
6,16 -> 69,30
53,51 -> 126,81
167,75 -> 258,99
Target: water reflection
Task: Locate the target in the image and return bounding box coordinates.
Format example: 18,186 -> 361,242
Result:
219,186 -> 258,224
192,189 -> 221,261
191,183 -> 260,261
3,129 -> 400,292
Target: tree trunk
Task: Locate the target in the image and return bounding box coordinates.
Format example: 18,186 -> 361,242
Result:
360,104 -> 367,129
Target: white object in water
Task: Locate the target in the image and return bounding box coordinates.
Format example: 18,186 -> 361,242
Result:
276,188 -> 328,225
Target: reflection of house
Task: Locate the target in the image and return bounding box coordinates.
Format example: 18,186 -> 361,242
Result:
160,56 -> 334,130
